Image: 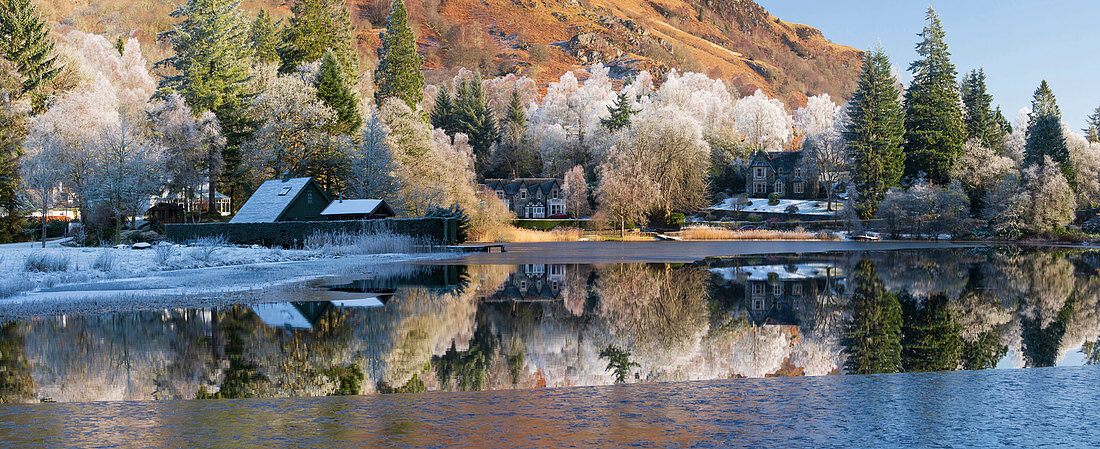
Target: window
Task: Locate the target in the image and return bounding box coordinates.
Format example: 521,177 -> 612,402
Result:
496,191 -> 504,200
773,284 -> 783,296
537,190 -> 542,199
754,167 -> 767,179
552,190 -> 559,199
307,191 -> 313,204
520,190 -> 527,200
792,284 -> 803,296
754,183 -> 767,194
752,299 -> 765,311
775,180 -> 784,195
752,283 -> 765,296
793,182 -> 804,194
794,168 -> 801,178
520,280 -> 527,290
278,187 -> 291,196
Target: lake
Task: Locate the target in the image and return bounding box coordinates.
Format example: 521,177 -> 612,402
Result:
0,245 -> 1098,447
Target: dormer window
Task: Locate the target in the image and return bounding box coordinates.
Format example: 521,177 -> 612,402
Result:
794,168 -> 801,178
278,187 -> 291,196
520,190 -> 527,200
755,167 -> 766,179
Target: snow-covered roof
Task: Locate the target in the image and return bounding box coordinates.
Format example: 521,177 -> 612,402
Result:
330,297 -> 386,308
251,302 -> 314,329
320,199 -> 387,216
230,177 -> 313,223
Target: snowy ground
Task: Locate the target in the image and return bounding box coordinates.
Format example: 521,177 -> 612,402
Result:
708,198 -> 840,216
0,238 -> 457,311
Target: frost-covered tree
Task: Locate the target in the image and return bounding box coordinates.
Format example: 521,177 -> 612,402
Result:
241,73 -> 336,181
903,8 -> 965,185
1065,125 -> 1100,208
845,47 -> 906,218
346,111 -> 399,200
151,93 -> 225,220
18,133 -> 64,247
953,138 -> 1016,212
563,164 -> 590,219
731,90 -> 792,151
1024,81 -> 1074,188
88,121 -> 166,244
1086,105 -> 1100,144
611,105 -> 711,218
794,94 -> 848,209
374,0 -> 424,110
984,157 -> 1075,235
875,181 -> 973,239
596,153 -> 659,237
527,65 -> 618,175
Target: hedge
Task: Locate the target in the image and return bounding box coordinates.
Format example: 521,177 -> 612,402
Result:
513,219 -> 597,231
165,218 -> 459,247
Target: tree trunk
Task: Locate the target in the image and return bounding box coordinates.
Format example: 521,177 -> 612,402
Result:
115,213 -> 122,246
40,208 -> 47,248
208,168 -> 216,220
620,218 -> 625,238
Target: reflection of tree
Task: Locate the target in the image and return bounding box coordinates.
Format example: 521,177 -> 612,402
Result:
843,260 -> 902,374
433,315 -> 496,391
201,307 -> 270,399
0,322 -> 34,403
960,330 -> 1008,370
1082,341 -> 1100,365
900,293 -> 962,372
596,263 -> 709,369
1021,297 -> 1073,368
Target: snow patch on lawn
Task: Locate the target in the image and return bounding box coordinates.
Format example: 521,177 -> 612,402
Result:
708,198 -> 839,216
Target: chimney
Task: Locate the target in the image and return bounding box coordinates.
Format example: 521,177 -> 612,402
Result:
281,170 -> 292,182
338,192 -> 343,203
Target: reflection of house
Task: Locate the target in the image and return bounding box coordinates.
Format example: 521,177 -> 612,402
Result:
230,177 -> 331,223
746,151 -> 820,199
319,199 -> 396,220
710,263 -> 839,325
482,178 -> 566,218
251,302 -> 333,329
488,264 -> 567,301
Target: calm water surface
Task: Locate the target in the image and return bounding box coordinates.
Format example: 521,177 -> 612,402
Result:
1,247 -> 1098,446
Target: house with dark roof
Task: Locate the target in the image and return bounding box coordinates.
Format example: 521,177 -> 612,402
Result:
746,150 -> 820,199
230,177 -> 331,223
320,199 -> 396,220
482,178 -> 566,219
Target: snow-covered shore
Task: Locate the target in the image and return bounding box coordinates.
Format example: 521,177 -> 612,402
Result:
0,238 -> 457,315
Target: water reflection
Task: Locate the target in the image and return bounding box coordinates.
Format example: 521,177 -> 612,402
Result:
1,248 -> 1100,403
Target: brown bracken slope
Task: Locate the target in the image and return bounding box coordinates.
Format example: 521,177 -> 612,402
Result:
37,0 -> 863,107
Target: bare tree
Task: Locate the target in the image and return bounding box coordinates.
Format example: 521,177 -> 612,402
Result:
19,134 -> 66,247
596,154 -> 659,237
563,164 -> 590,220
89,121 -> 166,244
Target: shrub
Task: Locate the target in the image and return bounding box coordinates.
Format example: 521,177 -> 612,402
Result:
24,252 -> 70,272
529,43 -> 550,62
93,249 -> 116,271
747,213 -> 763,223
785,205 -> 799,214
0,274 -> 35,298
668,212 -> 686,228
768,193 -> 781,206
189,235 -> 227,263
153,243 -> 174,267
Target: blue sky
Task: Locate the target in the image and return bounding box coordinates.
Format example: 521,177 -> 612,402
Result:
756,0 -> 1099,130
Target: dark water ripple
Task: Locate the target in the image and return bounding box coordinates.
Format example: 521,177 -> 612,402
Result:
1,366 -> 1098,448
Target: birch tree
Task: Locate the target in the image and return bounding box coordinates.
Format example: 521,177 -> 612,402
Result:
563,164 -> 590,219
18,133 -> 65,247
88,121 -> 166,244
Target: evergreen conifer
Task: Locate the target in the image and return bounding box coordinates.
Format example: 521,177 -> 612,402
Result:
903,8 -> 965,185
601,92 -> 637,132
844,47 -> 906,219
374,0 -> 424,110
250,10 -> 282,65
316,49 -> 361,135
0,0 -> 60,94
1024,80 -> 1074,187
280,0 -> 358,76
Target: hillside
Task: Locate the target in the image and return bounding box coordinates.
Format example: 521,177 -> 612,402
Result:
36,0 -> 863,107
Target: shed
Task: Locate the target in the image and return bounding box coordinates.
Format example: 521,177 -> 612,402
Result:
146,202 -> 184,223
230,177 -> 331,223
319,199 -> 396,220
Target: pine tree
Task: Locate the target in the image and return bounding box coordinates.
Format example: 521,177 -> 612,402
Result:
0,0 -> 61,95
1024,80 -> 1074,187
993,106 -> 1012,136
960,68 -> 1004,150
430,85 -> 457,133
1085,105 -> 1100,143
903,8 -> 965,185
900,293 -> 963,372
158,0 -> 255,209
316,49 -> 361,135
844,47 -> 906,219
374,0 -> 424,110
492,89 -> 538,178
250,9 -> 282,65
601,91 -> 637,132
279,0 -> 358,77
454,76 -> 498,176
0,59 -> 27,243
